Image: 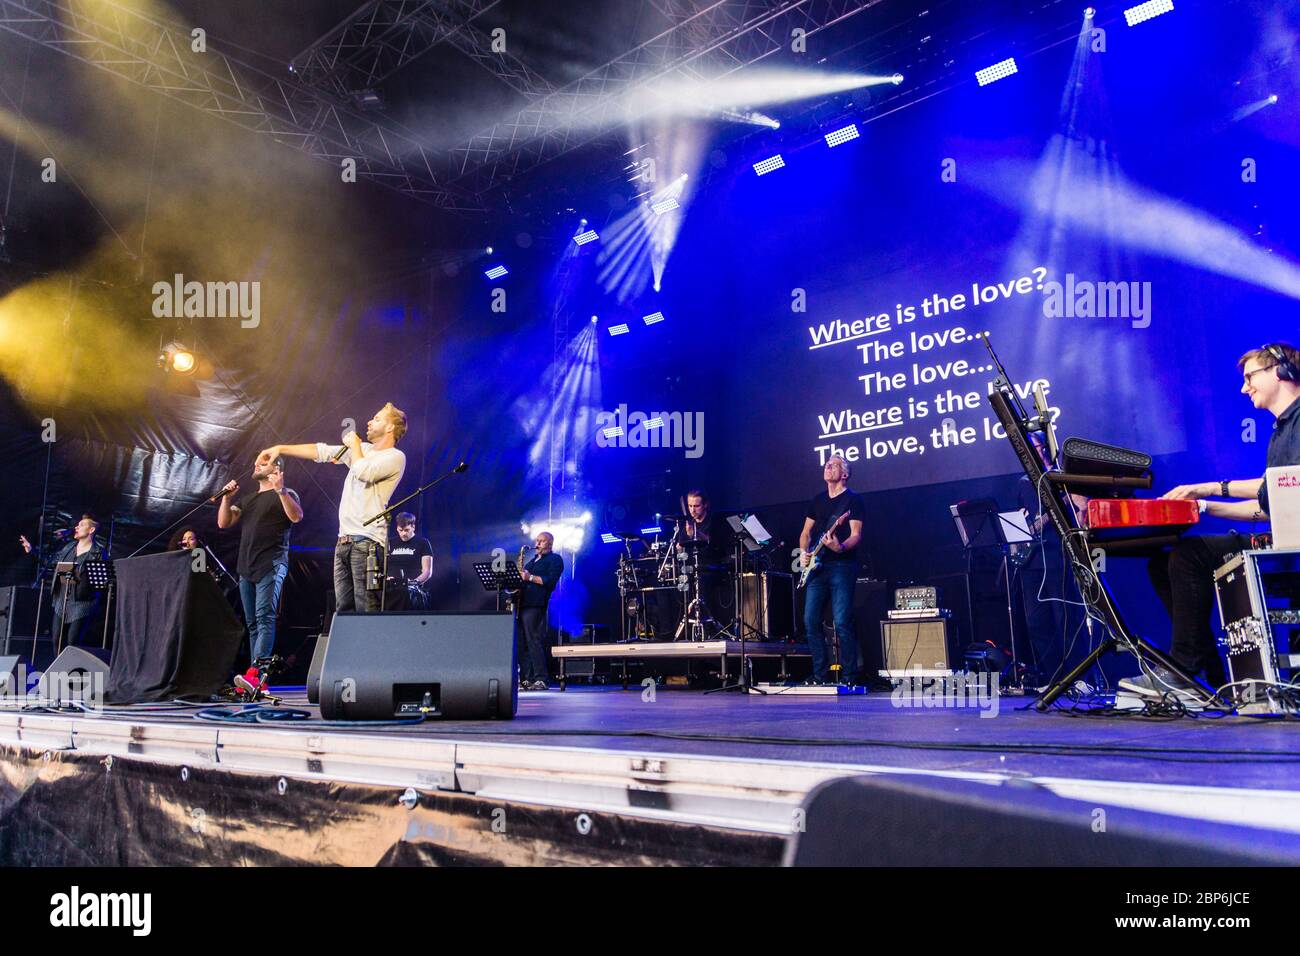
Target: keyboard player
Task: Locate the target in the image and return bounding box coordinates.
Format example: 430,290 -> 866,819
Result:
1123,343 -> 1300,701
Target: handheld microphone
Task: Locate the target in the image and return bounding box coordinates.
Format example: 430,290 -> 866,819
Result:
51,528 -> 72,539
454,461 -> 468,473
331,435 -> 356,463
208,487 -> 237,504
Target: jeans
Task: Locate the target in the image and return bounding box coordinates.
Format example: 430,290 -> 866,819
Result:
239,563 -> 289,661
802,560 -> 860,682
517,605 -> 551,683
334,537 -> 385,613
1147,533 -> 1240,686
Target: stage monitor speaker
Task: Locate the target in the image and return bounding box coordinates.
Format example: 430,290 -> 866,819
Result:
306,631 -> 330,704
320,612 -> 517,721
0,655 -> 20,695
36,646 -> 112,705
786,773 -> 1300,866
881,619 -> 954,672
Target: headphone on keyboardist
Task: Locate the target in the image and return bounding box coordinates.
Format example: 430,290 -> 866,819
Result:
1262,343 -> 1300,383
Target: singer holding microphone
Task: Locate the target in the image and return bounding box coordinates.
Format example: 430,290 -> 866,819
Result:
216,454 -> 302,661
517,531 -> 564,691
255,403 -> 407,613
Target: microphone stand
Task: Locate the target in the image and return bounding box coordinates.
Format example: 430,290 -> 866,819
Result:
363,462 -> 468,611
125,493 -> 228,559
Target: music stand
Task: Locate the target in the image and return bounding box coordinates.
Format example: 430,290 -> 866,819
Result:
709,513 -> 774,695
473,562 -> 524,612
48,561 -> 75,656
950,499 -> 1022,682
82,559 -> 115,649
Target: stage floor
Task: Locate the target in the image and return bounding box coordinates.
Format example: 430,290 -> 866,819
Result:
4,685 -> 1300,863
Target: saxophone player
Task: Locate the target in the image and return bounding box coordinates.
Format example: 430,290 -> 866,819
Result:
516,532 -> 564,691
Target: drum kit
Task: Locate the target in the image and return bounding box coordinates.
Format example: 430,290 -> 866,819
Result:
613,528 -> 745,642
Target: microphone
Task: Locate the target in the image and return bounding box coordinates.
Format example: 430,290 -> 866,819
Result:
331,436 -> 355,463
51,528 -> 72,539
454,461 -> 468,473
208,486 -> 237,504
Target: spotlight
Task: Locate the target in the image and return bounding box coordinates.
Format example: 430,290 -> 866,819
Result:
642,311 -> 665,325
650,196 -> 680,215
1124,0 -> 1173,26
1269,93 -> 1279,104
574,228 -> 600,245
601,533 -> 620,545
891,72 -> 904,85
644,418 -> 664,429
484,264 -> 508,280
591,315 -> 599,323
602,425 -> 625,439
608,323 -> 630,336
753,154 -> 786,176
1084,7 -> 1096,19
975,57 -> 1018,87
640,525 -> 662,536
824,123 -> 860,147
485,246 -> 494,255
158,342 -> 196,375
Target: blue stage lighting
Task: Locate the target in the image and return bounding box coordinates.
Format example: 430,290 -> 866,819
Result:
601,533 -> 620,545
650,196 -> 680,215
1124,0 -> 1173,26
824,124 -> 860,148
642,311 -> 665,325
640,525 -> 662,536
644,417 -> 664,429
608,323 -> 630,336
602,425 -> 625,439
484,264 -> 509,280
975,58 -> 1018,87
753,155 -> 786,176
574,228 -> 599,245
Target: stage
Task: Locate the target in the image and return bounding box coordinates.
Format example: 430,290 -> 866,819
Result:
4,685 -> 1300,866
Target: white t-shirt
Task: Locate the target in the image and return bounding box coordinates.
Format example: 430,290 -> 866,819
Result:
315,442 -> 406,548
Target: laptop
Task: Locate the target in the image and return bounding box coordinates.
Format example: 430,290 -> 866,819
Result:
1265,466 -> 1300,548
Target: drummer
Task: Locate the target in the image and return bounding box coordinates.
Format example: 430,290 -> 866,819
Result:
678,490 -> 732,566
387,512 -> 433,608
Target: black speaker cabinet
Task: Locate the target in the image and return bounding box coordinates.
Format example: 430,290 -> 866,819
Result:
740,572 -> 795,641
0,584 -> 42,650
306,630 -> 330,704
881,618 -> 956,673
37,646 -> 112,704
320,612 -> 517,720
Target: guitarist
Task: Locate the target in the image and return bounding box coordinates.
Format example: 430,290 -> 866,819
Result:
799,455 -> 866,684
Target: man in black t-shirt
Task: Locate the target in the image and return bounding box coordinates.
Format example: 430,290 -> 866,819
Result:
217,456 -> 303,660
799,456 -> 866,683
387,512 -> 433,608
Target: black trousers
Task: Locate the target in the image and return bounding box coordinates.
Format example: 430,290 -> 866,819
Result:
517,605 -> 551,682
1147,533 -> 1243,686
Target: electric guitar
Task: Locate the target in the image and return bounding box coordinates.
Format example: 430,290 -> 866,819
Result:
796,510 -> 851,589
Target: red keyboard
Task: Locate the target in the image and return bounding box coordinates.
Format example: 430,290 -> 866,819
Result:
1086,498 -> 1200,530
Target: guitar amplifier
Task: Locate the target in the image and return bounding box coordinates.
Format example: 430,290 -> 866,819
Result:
880,618 -> 955,676
894,586 -> 938,611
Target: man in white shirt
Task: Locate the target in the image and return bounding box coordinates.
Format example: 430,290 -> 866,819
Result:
256,403 -> 408,613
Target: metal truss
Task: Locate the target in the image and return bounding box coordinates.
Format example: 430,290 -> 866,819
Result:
0,0 -> 483,210
444,0 -> 885,200
291,0 -> 555,101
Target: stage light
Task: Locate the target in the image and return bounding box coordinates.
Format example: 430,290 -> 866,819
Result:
521,511 -> 591,552
158,342 -> 196,375
1124,0 -> 1173,26
650,196 -> 680,215
591,315 -> 599,323
891,73 -> 904,85
601,533 -> 620,545
608,323 -> 630,336
976,58 -> 1019,87
1270,94 -> 1279,104
642,311 -> 665,325
485,246 -> 494,254
644,418 -> 664,429
753,154 -> 785,176
824,123 -> 860,147
484,264 -> 508,280
1084,7 -> 1096,19
574,228 -> 599,245
640,525 -> 662,536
